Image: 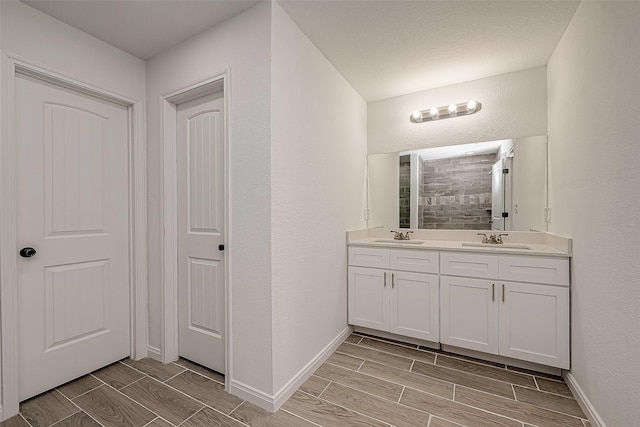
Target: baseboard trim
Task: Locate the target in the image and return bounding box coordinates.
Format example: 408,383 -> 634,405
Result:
228,379 -> 275,412
229,326 -> 354,413
146,345 -> 162,362
272,325 -> 353,411
563,371 -> 606,427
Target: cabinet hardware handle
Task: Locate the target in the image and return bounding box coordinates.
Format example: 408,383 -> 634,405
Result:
492,283 -> 495,302
384,272 -> 387,287
502,284 -> 505,302
392,273 -> 395,288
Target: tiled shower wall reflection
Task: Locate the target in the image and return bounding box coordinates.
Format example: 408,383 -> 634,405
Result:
419,154 -> 494,230
399,155 -> 411,228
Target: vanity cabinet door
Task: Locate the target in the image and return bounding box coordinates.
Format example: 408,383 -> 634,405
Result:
348,267 -> 389,330
440,275 -> 498,354
499,281 -> 569,369
389,271 -> 439,342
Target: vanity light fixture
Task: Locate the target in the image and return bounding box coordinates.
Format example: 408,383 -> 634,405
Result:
410,100 -> 481,123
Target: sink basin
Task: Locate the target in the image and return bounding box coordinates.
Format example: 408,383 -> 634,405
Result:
462,242 -> 532,250
374,239 -> 425,245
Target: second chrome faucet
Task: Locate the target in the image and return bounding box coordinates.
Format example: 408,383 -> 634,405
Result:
477,232 -> 508,244
391,230 -> 414,241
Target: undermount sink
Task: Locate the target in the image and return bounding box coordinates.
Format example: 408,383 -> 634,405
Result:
374,239 -> 425,245
462,242 -> 532,250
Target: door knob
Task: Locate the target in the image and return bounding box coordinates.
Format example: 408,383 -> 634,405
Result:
19,247 -> 37,258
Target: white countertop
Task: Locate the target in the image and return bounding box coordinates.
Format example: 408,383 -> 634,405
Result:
347,229 -> 572,258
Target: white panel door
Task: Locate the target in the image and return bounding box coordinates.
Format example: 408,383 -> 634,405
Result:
15,73 -> 130,400
440,276 -> 498,354
389,271 -> 439,342
348,267 -> 389,330
177,91 -> 225,373
499,282 -> 570,369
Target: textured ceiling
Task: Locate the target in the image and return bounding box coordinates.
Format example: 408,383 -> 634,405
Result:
19,0 -> 579,101
21,0 -> 261,60
278,0 -> 580,102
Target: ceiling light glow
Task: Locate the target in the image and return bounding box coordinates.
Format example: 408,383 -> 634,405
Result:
409,101 -> 481,124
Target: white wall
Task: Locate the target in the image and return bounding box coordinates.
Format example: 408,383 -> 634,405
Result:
368,67 -> 547,154
547,2 -> 640,424
145,2 -> 274,394
1,1 -> 145,101
270,2 -> 367,395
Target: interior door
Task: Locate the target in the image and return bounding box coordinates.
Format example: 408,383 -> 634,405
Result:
176,90 -> 225,373
491,159 -> 505,230
16,73 -> 130,400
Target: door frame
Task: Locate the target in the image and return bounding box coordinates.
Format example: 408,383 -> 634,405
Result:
0,54 -> 148,420
159,71 -> 231,386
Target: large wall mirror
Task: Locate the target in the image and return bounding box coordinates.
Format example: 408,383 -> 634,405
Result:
367,135 -> 549,232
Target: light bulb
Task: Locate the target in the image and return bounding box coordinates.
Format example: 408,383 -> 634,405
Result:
467,100 -> 477,110
412,111 -> 422,120
448,104 -> 457,113
429,107 -> 439,116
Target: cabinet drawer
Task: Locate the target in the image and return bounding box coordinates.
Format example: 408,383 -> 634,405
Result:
499,256 -> 569,286
348,247 -> 389,269
440,252 -> 498,279
389,249 -> 439,274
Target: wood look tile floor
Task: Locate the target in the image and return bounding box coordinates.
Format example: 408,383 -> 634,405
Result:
1,333 -> 591,427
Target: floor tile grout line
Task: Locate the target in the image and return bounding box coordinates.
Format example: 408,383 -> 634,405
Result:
397,386 -> 406,404
454,383 -> 588,423
412,357 -> 537,391
409,359 -> 416,371
317,380 -> 333,398
350,339 -> 438,361
343,341 -> 537,390
178,405 -> 250,427
333,356 -> 461,400
172,358 -> 226,384
280,408 -> 323,427
319,366 -> 456,402
356,358 -> 366,372
45,409 -> 82,427
71,410 -> 105,427
339,351 -> 515,401
17,413 -> 35,427
356,333 -> 423,351
434,354 -> 537,384
533,375 -> 540,391
297,389 -> 394,427
426,414 -> 432,427
92,380 -> 186,426
512,383 -> 517,400
172,362 -> 225,386
226,400 -> 244,416
162,369 -> 188,384
118,374 -> 152,392
324,360 -> 362,372
335,347 -> 416,369
118,359 -> 185,383
117,368 -> 254,424
318,383 -> 430,424
141,417 -> 163,427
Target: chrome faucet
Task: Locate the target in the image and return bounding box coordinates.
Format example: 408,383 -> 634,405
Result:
391,230 -> 414,240
477,233 -> 489,243
478,233 -> 508,244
